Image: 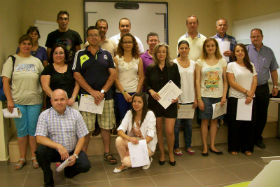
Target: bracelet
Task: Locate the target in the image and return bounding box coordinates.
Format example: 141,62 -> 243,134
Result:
122,90 -> 127,95
197,97 -> 202,101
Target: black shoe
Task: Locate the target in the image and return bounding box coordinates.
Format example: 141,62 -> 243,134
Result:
169,160 -> 176,166
209,148 -> 223,155
201,152 -> 209,157
255,142 -> 266,149
158,160 -> 165,165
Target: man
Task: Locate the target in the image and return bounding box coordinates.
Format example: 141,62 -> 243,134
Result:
73,26 -> 117,164
140,32 -> 160,73
45,10 -> 82,62
212,18 -> 237,62
35,89 -> 90,187
177,15 -> 207,61
247,28 -> 279,149
110,17 -> 144,54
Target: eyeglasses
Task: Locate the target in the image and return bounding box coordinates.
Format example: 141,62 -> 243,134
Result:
58,17 -> 69,21
54,51 -> 65,55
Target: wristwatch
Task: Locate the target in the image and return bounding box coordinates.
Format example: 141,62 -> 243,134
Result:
73,153 -> 78,159
273,85 -> 279,89
101,89 -> 105,94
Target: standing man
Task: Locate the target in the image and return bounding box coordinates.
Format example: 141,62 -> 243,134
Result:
46,10 -> 83,62
213,18 -> 237,62
73,26 -> 117,164
140,32 -> 160,73
247,28 -> 279,149
177,15 -> 207,61
35,89 -> 90,187
110,17 -> 144,54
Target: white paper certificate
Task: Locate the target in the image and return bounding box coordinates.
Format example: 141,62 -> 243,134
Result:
217,40 -> 230,62
236,98 -> 252,121
2,108 -> 22,118
158,80 -> 182,109
128,140 -> 150,168
78,94 -> 104,114
177,104 -> 195,119
212,102 -> 227,119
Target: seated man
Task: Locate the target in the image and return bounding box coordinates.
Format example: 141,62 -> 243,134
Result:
35,89 -> 90,187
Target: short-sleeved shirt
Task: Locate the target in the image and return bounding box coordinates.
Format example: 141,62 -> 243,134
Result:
35,106 -> 89,152
41,63 -> 75,108
247,44 -> 278,86
197,58 -> 227,98
85,38 -> 117,57
1,55 -> 44,105
141,50 -> 153,73
177,33 -> 207,61
227,62 -> 257,98
212,33 -> 237,62
110,33 -> 144,54
45,29 -> 82,62
16,46 -> 47,64
72,47 -> 115,100
173,59 -> 195,103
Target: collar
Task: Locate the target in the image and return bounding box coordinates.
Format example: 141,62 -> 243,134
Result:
185,32 -> 201,38
215,33 -> 228,39
52,106 -> 69,116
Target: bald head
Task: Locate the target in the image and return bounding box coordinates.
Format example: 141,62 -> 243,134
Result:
51,89 -> 68,114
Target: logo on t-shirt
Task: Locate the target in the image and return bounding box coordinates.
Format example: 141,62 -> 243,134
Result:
104,54 -> 108,60
80,54 -> 90,67
204,68 -> 220,91
15,64 -> 36,73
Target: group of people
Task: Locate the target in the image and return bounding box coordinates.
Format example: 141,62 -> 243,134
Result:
1,10 -> 279,187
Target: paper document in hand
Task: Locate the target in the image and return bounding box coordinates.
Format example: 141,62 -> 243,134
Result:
56,158 -> 70,172
78,94 -> 104,114
2,108 -> 22,118
217,40 -> 230,62
212,102 -> 227,119
158,80 -> 182,109
177,104 -> 194,119
128,140 -> 150,168
71,102 -> 79,111
236,99 -> 252,121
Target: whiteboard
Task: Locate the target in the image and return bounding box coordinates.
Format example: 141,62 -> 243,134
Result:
232,12 -> 280,77
34,20 -> 57,48
84,1 -> 168,50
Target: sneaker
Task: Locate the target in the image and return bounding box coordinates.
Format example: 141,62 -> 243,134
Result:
186,148 -> 195,155
113,165 -> 127,173
174,149 -> 183,156
142,157 -> 153,170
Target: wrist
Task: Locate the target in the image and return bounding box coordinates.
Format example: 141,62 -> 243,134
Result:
273,85 -> 279,89
73,153 -> 79,159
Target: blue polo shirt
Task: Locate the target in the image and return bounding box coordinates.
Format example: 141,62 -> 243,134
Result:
72,47 -> 115,99
247,44 -> 278,86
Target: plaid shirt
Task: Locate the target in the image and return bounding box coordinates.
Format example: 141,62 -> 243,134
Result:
35,106 -> 89,152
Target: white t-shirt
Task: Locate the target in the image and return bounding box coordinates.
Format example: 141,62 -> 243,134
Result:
117,110 -> 158,152
110,33 -> 144,54
173,59 -> 195,103
197,58 -> 227,98
226,62 -> 257,98
116,55 -> 140,93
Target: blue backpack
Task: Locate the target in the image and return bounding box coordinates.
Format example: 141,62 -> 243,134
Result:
0,55 -> 16,101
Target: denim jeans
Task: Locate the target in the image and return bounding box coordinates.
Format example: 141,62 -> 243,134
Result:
174,119 -> 192,149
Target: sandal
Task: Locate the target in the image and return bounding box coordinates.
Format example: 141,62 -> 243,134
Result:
15,158 -> 26,170
113,165 -> 128,173
174,149 -> 183,156
186,148 -> 195,155
104,153 -> 117,165
31,157 -> 39,169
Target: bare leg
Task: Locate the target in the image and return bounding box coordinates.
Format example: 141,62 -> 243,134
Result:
156,117 -> 165,161
201,119 -> 209,153
29,136 -> 37,157
210,119 -> 220,151
101,128 -> 111,153
165,118 -> 176,162
18,136 -> 28,160
115,136 -> 129,161
82,134 -> 91,153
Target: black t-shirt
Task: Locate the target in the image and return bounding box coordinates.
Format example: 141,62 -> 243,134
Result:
45,29 -> 82,62
41,63 -> 75,107
72,47 -> 115,100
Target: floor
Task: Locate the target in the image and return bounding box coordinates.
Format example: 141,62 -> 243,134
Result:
1,138 -> 280,187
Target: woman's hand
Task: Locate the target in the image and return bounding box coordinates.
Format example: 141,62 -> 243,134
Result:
221,97 -> 227,105
246,90 -> 254,98
193,100 -> 198,109
7,100 -> 14,113
245,96 -> 253,104
67,97 -> 75,106
123,92 -> 132,102
150,90 -> 160,101
197,99 -> 204,111
171,97 -> 178,103
129,137 -> 139,144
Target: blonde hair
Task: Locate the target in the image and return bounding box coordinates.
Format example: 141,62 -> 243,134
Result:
152,43 -> 173,67
201,38 -> 222,60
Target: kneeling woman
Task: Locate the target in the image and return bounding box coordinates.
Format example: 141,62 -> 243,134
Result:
114,93 -> 157,173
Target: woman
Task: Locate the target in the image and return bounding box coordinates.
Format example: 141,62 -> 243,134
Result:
113,93 -> 157,173
2,34 -> 44,169
173,40 -> 196,156
17,26 -> 48,67
145,43 -> 180,166
226,44 -> 257,156
114,33 -> 144,122
41,44 -> 79,108
195,38 -> 228,156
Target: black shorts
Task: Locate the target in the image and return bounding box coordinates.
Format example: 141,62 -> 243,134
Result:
148,96 -> 177,118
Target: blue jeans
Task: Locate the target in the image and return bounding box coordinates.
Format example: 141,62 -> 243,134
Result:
174,119 -> 192,149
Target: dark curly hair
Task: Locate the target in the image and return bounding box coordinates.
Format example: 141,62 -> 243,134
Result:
49,44 -> 69,64
117,33 -> 139,58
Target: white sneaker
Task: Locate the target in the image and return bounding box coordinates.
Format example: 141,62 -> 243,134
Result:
142,157 -> 153,170
113,166 -> 127,173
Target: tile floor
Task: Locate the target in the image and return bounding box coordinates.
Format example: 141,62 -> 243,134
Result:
1,138 -> 280,187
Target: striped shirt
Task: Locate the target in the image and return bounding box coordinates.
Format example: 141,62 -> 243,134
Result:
35,106 -> 89,152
